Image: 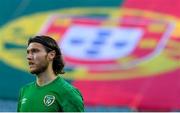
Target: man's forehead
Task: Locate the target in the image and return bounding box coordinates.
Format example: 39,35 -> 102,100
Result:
27,42 -> 44,50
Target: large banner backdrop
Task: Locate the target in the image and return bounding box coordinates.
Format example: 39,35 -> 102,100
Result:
0,0 -> 179,111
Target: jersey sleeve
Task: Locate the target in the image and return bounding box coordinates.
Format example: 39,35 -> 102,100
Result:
59,87 -> 84,112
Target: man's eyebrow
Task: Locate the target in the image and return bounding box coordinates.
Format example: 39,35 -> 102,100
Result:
27,48 -> 39,52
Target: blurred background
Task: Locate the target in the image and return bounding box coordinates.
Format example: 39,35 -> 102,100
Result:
0,0 -> 179,111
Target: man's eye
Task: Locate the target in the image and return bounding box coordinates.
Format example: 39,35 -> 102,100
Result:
32,49 -> 39,53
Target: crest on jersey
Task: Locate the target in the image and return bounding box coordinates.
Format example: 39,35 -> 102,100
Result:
44,95 -> 55,106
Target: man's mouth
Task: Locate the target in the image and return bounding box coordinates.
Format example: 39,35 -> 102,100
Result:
29,62 -> 35,66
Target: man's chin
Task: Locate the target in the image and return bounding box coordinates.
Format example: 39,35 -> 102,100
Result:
29,69 -> 45,75
29,69 -> 38,75
29,66 -> 47,75
30,71 -> 36,75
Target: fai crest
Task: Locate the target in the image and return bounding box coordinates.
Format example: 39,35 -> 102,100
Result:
44,95 -> 55,106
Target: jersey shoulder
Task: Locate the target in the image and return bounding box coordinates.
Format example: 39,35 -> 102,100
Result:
56,76 -> 84,111
56,76 -> 82,96
21,82 -> 35,92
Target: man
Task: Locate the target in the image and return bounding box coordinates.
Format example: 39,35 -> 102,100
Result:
17,35 -> 84,112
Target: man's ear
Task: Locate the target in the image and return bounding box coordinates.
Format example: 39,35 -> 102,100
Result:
48,50 -> 56,61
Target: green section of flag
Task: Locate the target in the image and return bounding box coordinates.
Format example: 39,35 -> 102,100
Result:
0,0 -> 124,26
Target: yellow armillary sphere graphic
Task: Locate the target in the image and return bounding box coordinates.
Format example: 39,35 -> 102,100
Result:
0,8 -> 179,80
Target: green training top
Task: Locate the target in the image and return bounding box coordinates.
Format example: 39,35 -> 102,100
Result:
17,76 -> 84,112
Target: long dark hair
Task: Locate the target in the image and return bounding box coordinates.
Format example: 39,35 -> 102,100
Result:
28,35 -> 65,75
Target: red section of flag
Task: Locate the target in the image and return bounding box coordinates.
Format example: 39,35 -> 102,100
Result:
123,0 -> 180,17
73,68 -> 180,111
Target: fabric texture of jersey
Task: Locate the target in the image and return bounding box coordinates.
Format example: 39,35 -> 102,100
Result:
17,76 -> 84,112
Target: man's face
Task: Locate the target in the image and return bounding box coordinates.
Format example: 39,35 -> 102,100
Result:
27,42 -> 49,75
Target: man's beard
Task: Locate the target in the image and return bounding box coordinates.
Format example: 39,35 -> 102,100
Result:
30,62 -> 49,75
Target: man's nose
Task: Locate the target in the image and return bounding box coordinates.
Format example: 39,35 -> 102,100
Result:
27,53 -> 33,60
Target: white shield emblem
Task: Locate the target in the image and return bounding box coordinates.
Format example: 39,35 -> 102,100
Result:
44,95 -> 55,106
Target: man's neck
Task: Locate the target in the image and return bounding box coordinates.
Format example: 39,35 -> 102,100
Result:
36,70 -> 57,86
